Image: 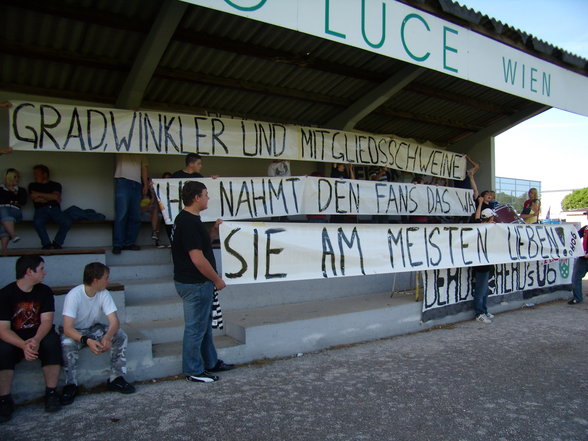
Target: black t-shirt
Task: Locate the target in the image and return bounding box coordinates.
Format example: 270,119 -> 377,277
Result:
171,210 -> 216,284
28,181 -> 62,208
0,185 -> 27,207
0,282 -> 55,338
171,170 -> 203,179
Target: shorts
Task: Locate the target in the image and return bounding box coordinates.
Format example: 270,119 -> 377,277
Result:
0,327 -> 63,370
0,206 -> 22,223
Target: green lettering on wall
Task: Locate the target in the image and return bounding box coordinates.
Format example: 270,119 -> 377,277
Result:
325,0 -> 346,39
502,57 -> 517,84
361,0 -> 386,49
542,72 -> 551,96
224,0 -> 267,11
530,67 -> 538,93
443,26 -> 458,73
401,13 -> 430,62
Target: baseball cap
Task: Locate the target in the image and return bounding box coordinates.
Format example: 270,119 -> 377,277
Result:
481,208 -> 497,219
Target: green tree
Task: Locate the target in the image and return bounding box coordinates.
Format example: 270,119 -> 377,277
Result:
562,188 -> 588,211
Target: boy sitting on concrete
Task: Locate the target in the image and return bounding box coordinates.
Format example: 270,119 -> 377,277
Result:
60,262 -> 135,405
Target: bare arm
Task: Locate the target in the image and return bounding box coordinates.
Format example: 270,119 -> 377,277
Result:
466,155 -> 480,175
468,170 -> 479,200
209,219 -> 222,241
474,196 -> 483,220
189,249 -> 226,290
0,320 -> 38,361
99,312 -> 120,352
63,315 -> 107,355
30,190 -> 61,204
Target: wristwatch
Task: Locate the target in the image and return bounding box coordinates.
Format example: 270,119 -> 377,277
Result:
80,335 -> 89,346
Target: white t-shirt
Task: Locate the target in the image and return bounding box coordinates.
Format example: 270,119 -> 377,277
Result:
114,154 -> 148,184
62,284 -> 118,330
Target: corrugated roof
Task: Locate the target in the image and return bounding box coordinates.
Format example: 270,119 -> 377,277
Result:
1,0 -> 585,148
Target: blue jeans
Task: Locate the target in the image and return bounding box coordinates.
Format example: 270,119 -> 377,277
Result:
571,257 -> 588,303
174,281 -> 218,376
33,206 -> 72,246
473,269 -> 490,316
113,178 -> 141,247
0,206 -> 22,223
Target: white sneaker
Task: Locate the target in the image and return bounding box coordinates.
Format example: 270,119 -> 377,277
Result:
476,314 -> 492,324
11,236 -> 20,243
485,313 -> 495,319
185,372 -> 219,383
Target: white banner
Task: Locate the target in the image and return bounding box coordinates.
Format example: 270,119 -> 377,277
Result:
153,176 -> 475,223
219,221 -> 583,285
180,0 -> 588,116
422,259 -> 572,314
8,101 -> 466,179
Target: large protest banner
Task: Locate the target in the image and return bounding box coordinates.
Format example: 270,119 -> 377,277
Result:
219,221 -> 582,285
421,259 -> 572,321
8,101 -> 466,179
152,176 -> 475,223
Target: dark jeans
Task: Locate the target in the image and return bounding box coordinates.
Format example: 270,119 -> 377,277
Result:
473,269 -> 490,316
571,257 -> 588,303
113,178 -> 141,247
174,280 -> 218,376
33,206 -> 72,246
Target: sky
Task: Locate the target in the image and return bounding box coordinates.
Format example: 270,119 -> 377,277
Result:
457,0 -> 588,192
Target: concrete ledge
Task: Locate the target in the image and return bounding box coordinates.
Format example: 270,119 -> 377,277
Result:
0,252 -> 107,287
10,330 -> 152,403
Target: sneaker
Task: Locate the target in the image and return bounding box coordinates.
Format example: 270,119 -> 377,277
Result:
107,376 -> 136,394
11,236 -> 20,243
52,242 -> 62,249
185,372 -> 219,383
485,312 -> 495,319
207,360 -> 235,372
568,299 -> 582,305
151,231 -> 159,241
475,314 -> 492,324
156,242 -> 167,249
44,389 -> 61,413
0,395 -> 14,423
60,383 -> 78,406
42,243 -> 54,250
112,246 -> 122,255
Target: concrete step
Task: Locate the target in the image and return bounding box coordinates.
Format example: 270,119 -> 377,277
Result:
147,336 -> 245,379
223,291 -> 422,360
108,262 -> 174,281
125,296 -> 183,322
121,277 -> 177,302
11,329 -> 152,403
105,247 -> 172,266
218,272 -> 413,312
0,251 -> 106,288
127,317 -> 185,344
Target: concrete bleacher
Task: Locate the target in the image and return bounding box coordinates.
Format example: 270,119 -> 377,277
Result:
0,242 -> 572,403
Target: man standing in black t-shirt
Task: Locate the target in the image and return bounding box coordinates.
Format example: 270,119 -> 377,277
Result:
28,164 -> 72,250
171,153 -> 205,179
0,255 -> 63,421
171,181 -> 234,383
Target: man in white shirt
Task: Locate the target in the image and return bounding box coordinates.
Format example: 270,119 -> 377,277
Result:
60,262 -> 135,405
113,154 -> 149,254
